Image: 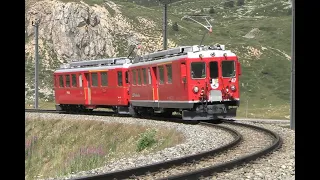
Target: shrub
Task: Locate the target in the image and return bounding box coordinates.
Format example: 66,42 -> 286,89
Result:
209,7 -> 215,14
172,22 -> 179,31
224,0 -> 235,8
136,129 -> 157,152
237,0 -> 245,6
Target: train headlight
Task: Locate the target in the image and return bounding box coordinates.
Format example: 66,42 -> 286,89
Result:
193,86 -> 199,93
200,89 -> 204,96
230,85 -> 236,92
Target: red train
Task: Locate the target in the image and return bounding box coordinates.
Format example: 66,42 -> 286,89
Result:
53,57 -> 131,114
53,44 -> 241,121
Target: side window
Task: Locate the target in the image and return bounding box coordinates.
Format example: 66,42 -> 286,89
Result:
148,68 -> 152,84
59,75 -> 64,87
166,64 -> 172,84
71,74 -> 77,87
79,74 -> 83,87
159,66 -> 164,84
125,71 -> 129,84
65,74 -> 70,87
91,72 -> 98,87
142,68 -> 148,85
132,70 -> 136,85
54,76 -> 58,87
101,72 -> 108,86
118,71 -> 123,86
137,69 -> 142,85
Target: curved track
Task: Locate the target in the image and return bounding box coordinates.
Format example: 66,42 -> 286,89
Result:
25,109 -> 282,180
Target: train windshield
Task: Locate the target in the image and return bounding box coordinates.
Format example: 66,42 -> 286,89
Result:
222,61 -> 235,77
191,62 -> 206,78
209,61 -> 218,79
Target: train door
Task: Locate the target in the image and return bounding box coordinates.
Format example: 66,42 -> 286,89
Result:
83,73 -> 91,105
151,67 -> 159,107
78,74 -> 84,104
181,62 -> 187,88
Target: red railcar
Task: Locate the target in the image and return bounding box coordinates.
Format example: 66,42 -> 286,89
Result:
128,45 -> 241,120
53,58 -> 131,113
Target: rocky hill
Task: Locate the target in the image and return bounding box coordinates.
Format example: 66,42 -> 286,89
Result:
25,0 -> 177,101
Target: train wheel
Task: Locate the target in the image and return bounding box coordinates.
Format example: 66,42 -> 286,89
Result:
161,109 -> 174,118
139,107 -> 154,118
129,104 -> 140,118
112,106 -> 119,114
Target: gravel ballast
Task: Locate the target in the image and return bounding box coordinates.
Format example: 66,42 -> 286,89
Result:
205,121 -> 295,180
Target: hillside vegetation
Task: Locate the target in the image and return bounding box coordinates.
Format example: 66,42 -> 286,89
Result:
25,118 -> 184,179
25,0 -> 292,119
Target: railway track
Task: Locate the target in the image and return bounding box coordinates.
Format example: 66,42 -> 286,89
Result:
25,109 -> 61,113
25,109 -> 282,180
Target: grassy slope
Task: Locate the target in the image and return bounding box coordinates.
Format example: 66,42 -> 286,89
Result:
25,0 -> 292,119
25,118 -> 184,179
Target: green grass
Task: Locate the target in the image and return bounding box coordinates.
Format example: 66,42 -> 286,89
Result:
25,100 -> 56,109
25,118 -> 184,179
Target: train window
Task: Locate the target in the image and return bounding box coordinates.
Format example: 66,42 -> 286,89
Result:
79,74 -> 83,87
91,73 -> 98,87
132,70 -> 136,85
118,71 -> 123,86
159,66 -> 164,84
65,74 -> 70,87
166,64 -> 172,83
85,73 -> 90,87
222,61 -> 235,77
125,71 -> 129,84
59,75 -> 64,87
142,68 -> 148,84
71,74 -> 77,87
137,69 -> 142,85
209,61 -> 219,79
54,76 -> 58,87
191,62 -> 206,79
148,68 -> 152,84
101,72 -> 108,86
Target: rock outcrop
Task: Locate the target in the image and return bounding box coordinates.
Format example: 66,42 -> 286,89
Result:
25,0 -> 176,101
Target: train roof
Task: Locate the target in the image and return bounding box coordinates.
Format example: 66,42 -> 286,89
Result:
54,57 -> 131,73
54,44 -> 237,73
130,44 -> 237,67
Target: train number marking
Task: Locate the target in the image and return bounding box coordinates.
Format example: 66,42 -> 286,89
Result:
132,93 -> 141,97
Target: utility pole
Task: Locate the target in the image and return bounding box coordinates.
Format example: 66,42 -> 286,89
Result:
290,0 -> 295,130
32,20 -> 39,109
158,0 -> 172,50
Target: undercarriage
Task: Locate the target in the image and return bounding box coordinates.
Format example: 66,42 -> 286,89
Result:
181,101 -> 239,121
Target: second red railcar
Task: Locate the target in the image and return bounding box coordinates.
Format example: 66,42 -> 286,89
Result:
53,58 -> 131,113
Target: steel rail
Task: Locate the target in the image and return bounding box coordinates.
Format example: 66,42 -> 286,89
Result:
25,109 -> 61,113
156,120 -> 282,180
